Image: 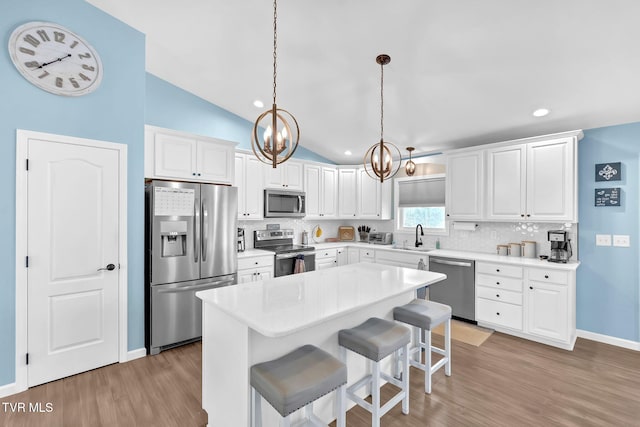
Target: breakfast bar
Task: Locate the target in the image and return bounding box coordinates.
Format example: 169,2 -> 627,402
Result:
196,262 -> 446,426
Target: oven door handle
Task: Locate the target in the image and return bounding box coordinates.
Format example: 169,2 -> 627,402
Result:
276,252 -> 314,260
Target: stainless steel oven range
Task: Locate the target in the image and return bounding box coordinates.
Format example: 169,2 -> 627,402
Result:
254,229 -> 315,276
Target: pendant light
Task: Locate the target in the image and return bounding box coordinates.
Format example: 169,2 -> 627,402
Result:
251,0 -> 300,168
363,54 -> 401,183
405,147 -> 416,176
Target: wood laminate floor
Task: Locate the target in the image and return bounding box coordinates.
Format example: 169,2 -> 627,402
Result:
1,333 -> 639,427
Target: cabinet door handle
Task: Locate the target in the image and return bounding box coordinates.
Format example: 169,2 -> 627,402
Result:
526,214 -> 530,217
496,281 -> 500,285
496,269 -> 500,272
496,312 -> 501,316
529,286 -> 533,290
496,294 -> 500,298
544,275 -> 549,279
520,214 -> 525,217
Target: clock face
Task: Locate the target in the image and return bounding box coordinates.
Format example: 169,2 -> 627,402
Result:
8,22 -> 103,96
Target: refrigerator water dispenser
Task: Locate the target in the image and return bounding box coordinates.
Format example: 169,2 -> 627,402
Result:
160,221 -> 187,257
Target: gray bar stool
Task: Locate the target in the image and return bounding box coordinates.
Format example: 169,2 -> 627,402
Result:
250,344 -> 347,427
338,317 -> 411,427
393,299 -> 452,394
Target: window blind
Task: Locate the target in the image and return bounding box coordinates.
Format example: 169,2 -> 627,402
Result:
397,177 -> 445,207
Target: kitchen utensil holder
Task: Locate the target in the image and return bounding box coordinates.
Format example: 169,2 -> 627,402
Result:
359,232 -> 369,242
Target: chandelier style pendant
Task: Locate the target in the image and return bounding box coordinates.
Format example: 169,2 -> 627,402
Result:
252,0 -> 300,168
363,54 -> 401,183
405,147 -> 416,176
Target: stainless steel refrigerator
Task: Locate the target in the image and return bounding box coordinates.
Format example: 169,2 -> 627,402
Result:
145,180 -> 237,355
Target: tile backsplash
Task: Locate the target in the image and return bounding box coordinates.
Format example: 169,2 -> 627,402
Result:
239,219 -> 578,260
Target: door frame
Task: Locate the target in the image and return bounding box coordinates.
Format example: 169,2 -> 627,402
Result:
14,129 -> 128,393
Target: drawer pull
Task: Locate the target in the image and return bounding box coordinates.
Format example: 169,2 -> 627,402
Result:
496,269 -> 500,272
529,286 -> 533,290
496,294 -> 500,298
255,261 -> 259,265
496,281 -> 500,285
545,275 -> 549,279
496,312 -> 501,316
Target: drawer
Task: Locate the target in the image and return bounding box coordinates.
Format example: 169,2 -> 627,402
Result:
238,255 -> 274,270
315,248 -> 337,259
476,262 -> 523,279
477,298 -> 523,331
528,268 -> 569,285
360,249 -> 375,260
477,286 -> 522,305
476,274 -> 523,292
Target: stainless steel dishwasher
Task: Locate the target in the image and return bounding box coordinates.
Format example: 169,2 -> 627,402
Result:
428,256 -> 476,322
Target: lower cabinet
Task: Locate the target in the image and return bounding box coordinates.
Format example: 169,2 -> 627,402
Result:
375,250 -> 426,270
336,247 -> 348,266
237,254 -> 274,283
476,261 -> 575,350
316,249 -> 338,270
347,248 -> 360,264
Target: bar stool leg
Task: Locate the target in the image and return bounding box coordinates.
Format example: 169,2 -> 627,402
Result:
372,361 -> 381,427
424,328 -> 432,394
412,326 -> 421,364
252,386 -> 262,427
445,318 -> 452,376
337,383 -> 346,427
401,343 -> 410,415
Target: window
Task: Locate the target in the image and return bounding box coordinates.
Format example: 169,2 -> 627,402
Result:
394,175 -> 448,235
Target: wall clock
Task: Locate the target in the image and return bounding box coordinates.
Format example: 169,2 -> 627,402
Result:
8,21 -> 103,96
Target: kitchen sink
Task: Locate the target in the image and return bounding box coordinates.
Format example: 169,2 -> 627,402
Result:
392,246 -> 433,252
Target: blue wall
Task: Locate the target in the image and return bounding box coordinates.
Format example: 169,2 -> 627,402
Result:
0,0 -> 146,386
577,123 -> 640,342
146,73 -> 334,164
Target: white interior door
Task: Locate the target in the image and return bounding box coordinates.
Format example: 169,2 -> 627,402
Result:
27,137 -> 120,387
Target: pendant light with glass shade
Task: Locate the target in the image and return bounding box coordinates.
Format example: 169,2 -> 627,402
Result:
251,0 -> 300,168
363,54 -> 402,183
405,147 -> 416,176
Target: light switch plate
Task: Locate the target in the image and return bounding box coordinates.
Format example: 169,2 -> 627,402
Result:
613,235 -> 630,247
596,234 -> 612,246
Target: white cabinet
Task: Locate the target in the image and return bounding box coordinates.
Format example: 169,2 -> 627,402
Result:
338,168 -> 358,218
356,168 -> 392,219
145,126 -> 235,184
360,248 -> 375,262
235,153 -> 264,220
336,247 -> 348,266
526,268 -> 570,342
315,248 -> 338,270
237,254 -> 274,283
485,137 -> 576,222
347,248 -> 360,264
375,250 -> 426,270
264,161 -> 303,190
445,151 -> 484,220
304,165 -> 338,218
476,261 -> 576,350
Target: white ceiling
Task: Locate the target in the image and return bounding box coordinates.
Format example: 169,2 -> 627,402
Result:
88,0 -> 640,164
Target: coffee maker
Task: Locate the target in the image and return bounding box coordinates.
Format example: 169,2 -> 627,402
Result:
547,230 -> 572,263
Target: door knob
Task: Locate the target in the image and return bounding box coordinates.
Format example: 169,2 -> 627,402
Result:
98,263 -> 116,271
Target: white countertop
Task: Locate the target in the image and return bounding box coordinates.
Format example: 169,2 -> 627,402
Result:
197,262 -> 446,337
237,248 -> 273,259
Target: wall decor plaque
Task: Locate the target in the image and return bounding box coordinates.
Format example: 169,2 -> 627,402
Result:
595,162 -> 621,181
595,188 -> 620,207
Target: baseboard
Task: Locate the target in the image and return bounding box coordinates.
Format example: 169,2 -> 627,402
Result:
127,348 -> 147,362
0,382 -> 18,398
577,329 -> 640,351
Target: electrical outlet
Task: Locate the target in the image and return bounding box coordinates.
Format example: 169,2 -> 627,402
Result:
613,235 -> 630,247
595,234 -> 611,246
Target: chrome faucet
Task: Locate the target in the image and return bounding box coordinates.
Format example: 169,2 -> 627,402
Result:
415,224 -> 424,247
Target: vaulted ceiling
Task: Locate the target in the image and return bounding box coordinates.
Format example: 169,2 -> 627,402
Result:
88,0 -> 640,163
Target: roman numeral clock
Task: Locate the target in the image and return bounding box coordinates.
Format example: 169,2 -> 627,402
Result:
8,21 -> 102,96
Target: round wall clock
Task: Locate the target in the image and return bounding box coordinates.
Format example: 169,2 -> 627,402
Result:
8,21 -> 103,96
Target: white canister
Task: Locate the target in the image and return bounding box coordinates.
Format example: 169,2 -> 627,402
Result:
508,243 -> 522,257
522,241 -> 536,258
497,245 -> 509,256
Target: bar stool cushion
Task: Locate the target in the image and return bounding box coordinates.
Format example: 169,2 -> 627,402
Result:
393,299 -> 452,330
250,345 -> 347,417
338,317 -> 410,362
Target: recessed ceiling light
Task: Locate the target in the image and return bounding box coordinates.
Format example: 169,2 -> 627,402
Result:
344,150 -> 352,155
532,108 -> 550,117
253,100 -> 264,108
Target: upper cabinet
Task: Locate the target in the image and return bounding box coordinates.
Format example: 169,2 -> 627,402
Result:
338,168 -> 358,218
304,164 -> 338,218
264,161 -> 304,190
357,168 -> 392,220
234,153 -> 264,220
486,136 -> 576,222
445,151 -> 484,220
145,125 -> 235,185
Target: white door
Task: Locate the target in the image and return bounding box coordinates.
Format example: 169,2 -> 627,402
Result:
338,168 -> 358,218
196,139 -> 233,184
445,151 -> 484,220
245,156 -> 265,219
357,168 -> 381,219
27,137 -> 120,387
526,281 -> 568,342
485,145 -> 526,220
153,132 -> 196,179
304,165 -> 322,217
321,167 -> 338,218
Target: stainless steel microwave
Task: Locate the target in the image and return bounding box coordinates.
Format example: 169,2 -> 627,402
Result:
264,189 -> 306,218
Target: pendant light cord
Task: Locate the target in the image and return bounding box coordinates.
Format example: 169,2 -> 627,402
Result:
380,60 -> 384,141
272,0 -> 278,105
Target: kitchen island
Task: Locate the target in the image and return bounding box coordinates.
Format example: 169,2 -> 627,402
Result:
196,262 -> 446,426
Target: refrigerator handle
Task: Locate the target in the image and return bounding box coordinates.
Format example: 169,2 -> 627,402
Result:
194,197 -> 200,263
202,199 -> 208,262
